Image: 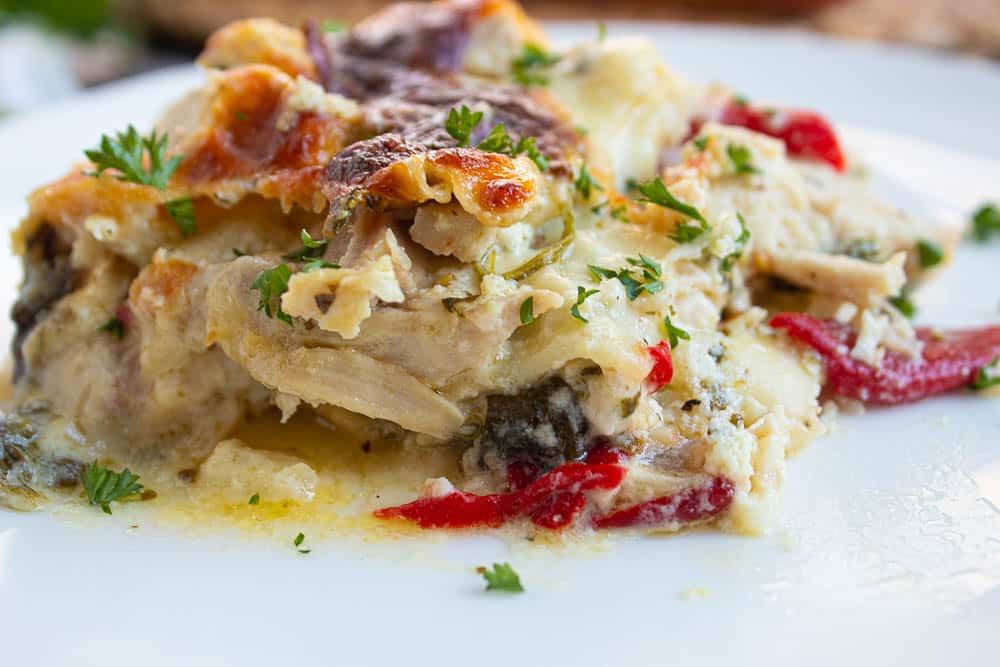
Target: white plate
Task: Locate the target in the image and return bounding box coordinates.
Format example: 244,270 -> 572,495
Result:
1,23 -> 999,667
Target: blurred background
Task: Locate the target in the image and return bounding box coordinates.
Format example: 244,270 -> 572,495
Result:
1,0 -> 998,116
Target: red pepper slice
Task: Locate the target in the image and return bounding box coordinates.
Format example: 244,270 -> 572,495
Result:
718,102 -> 846,172
687,100 -> 846,172
374,462 -> 626,529
592,476 -> 735,529
646,341 -> 674,393
770,312 -> 1000,404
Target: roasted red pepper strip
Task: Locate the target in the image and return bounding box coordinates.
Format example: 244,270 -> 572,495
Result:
592,476 -> 735,529
688,100 -> 846,172
374,462 -> 626,529
770,312 -> 1000,404
718,102 -> 846,172
646,341 -> 674,393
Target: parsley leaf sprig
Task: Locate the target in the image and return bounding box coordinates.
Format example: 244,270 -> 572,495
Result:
251,264 -> 294,326
85,125 -> 180,188
445,105 -> 484,147
888,291 -> 916,319
511,44 -> 560,86
478,562 -> 524,593
284,229 -> 329,261
720,213 -> 752,272
520,296 -> 534,325
293,532 -> 311,554
82,462 -> 146,515
972,203 -> 1000,242
574,164 -> 604,200
916,239 -> 943,268
589,255 -> 663,301
663,313 -> 690,348
85,125 -> 196,236
972,355 -> 1000,391
726,144 -> 760,175
570,286 -> 600,323
635,178 -> 710,243
444,106 -> 549,171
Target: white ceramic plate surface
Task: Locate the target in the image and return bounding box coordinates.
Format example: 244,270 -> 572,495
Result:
0,23 -> 998,667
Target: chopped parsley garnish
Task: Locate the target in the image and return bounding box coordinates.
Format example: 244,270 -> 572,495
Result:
597,21 -> 607,41
520,296 -> 534,325
916,239 -> 943,268
972,203 -> 1000,242
164,197 -> 197,237
589,255 -> 662,301
839,238 -> 879,262
445,105 -> 483,147
726,144 -> 760,175
511,43 -> 560,86
85,125 -> 197,236
888,292 -> 916,319
82,462 -> 145,515
591,200 -> 629,221
635,178 -> 709,243
693,136 -> 710,151
720,213 -> 751,272
444,107 -> 548,171
251,264 -> 294,326
293,532 -> 311,554
574,164 -> 604,200
98,316 -> 125,339
85,125 -> 180,189
476,124 -> 549,171
570,286 -> 599,323
731,95 -> 750,107
233,110 -> 249,122
302,260 -> 339,273
284,229 -> 329,261
972,355 -> 1000,390
478,562 -> 524,593
248,493 -> 260,505
663,313 -> 690,348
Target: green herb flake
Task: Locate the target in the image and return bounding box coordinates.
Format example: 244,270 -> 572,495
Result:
570,286 -> 600,323
293,532 -> 311,554
251,264 -> 294,326
301,260 -> 339,273
474,125 -> 549,171
693,136 -> 710,151
84,125 -> 181,190
98,316 -> 125,339
888,293 -> 916,319
597,21 -> 608,41
663,313 -> 690,349
726,143 -> 761,175
732,95 -> 750,107
478,562 -> 524,593
511,44 -> 560,86
721,213 -> 751,272
249,493 -> 260,505
519,296 -> 534,325
233,110 -> 249,122
589,256 -> 662,301
574,164 -> 604,200
972,355 -> 1000,390
445,105 -> 484,147
635,178 -> 709,243
82,462 -> 145,515
916,239 -> 944,268
972,203 -> 1000,242
284,229 -> 329,260
165,197 -> 197,237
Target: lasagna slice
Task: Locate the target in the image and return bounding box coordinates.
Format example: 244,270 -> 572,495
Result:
3,0 -> 997,535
